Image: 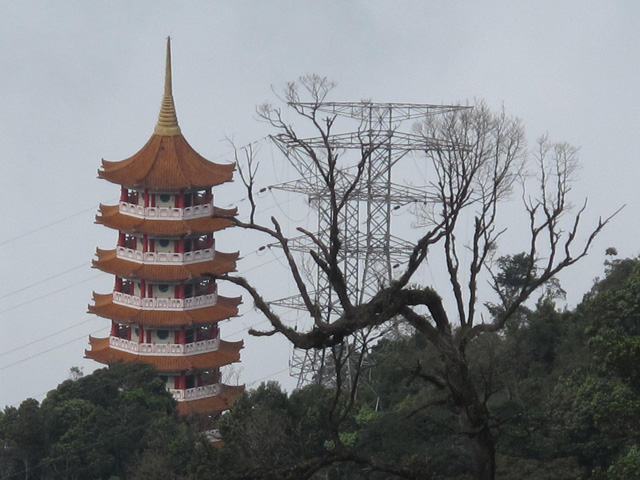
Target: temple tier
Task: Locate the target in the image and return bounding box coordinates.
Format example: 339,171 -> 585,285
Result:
85,38 -> 243,420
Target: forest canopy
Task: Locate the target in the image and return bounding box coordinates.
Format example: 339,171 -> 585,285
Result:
2,254 -> 640,479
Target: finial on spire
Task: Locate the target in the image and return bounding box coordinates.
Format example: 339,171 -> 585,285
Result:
154,36 -> 181,136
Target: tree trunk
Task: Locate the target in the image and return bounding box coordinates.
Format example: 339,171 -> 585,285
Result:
471,427 -> 496,480
437,333 -> 496,480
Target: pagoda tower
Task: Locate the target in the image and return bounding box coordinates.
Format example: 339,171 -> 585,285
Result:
86,38 -> 244,419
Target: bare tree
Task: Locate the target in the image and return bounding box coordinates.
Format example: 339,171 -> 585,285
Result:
212,76 -> 617,480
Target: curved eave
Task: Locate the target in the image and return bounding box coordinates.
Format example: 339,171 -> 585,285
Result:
99,133 -> 235,190
96,204 -> 236,236
88,293 -> 241,327
85,336 -> 242,371
93,248 -> 239,281
176,384 -> 244,416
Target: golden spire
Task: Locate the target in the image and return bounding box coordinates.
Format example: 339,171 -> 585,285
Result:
154,37 -> 181,136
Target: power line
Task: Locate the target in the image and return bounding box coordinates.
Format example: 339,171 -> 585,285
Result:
0,247 -> 287,368
0,273 -> 106,318
0,316 -> 101,360
0,262 -> 88,301
246,367 -> 290,387
0,202 -> 112,247
0,326 -> 107,372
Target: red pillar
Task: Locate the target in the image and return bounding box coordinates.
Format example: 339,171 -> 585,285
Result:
139,324 -> 144,344
110,321 -> 118,336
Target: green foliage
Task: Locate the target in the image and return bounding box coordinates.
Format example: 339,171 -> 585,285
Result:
593,445 -> 640,480
0,362 -> 200,480
535,257 -> 640,474
496,454 -> 585,480
218,381 -> 335,476
5,256 -> 640,479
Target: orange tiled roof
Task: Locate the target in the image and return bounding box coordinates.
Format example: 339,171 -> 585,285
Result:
93,248 -> 238,281
85,336 -> 243,371
88,292 -> 241,326
98,38 -> 235,191
96,204 -> 236,236
98,133 -> 235,190
176,384 -> 244,416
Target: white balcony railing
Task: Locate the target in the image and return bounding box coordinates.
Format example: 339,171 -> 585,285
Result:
112,291 -> 218,310
119,202 -> 214,220
109,336 -> 220,356
115,246 -> 215,265
169,384 -> 221,402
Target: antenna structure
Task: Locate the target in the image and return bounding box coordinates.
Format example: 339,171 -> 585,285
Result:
269,101 -> 469,388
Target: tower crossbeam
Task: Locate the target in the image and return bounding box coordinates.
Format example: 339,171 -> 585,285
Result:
272,179 -> 438,205
274,130 -> 463,152
289,101 -> 471,122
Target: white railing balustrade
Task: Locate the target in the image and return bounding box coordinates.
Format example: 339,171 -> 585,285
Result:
170,384 -> 221,402
184,338 -> 221,354
184,294 -> 218,309
112,291 -> 218,310
119,201 -> 214,220
116,246 -> 215,265
109,336 -> 220,356
183,248 -> 215,263
143,251 -> 184,263
183,204 -> 214,218
119,202 -> 145,217
145,206 -> 182,219
116,247 -> 145,262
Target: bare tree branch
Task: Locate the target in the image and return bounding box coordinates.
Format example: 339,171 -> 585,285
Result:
214,85 -> 616,480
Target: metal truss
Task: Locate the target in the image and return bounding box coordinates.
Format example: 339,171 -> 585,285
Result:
274,130 -> 461,154
267,101 -> 468,388
290,101 -> 470,122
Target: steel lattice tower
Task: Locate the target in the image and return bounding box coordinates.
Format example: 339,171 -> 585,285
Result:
269,102 -> 466,388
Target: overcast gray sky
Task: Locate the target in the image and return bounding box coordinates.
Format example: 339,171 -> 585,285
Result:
1,1 -> 638,408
